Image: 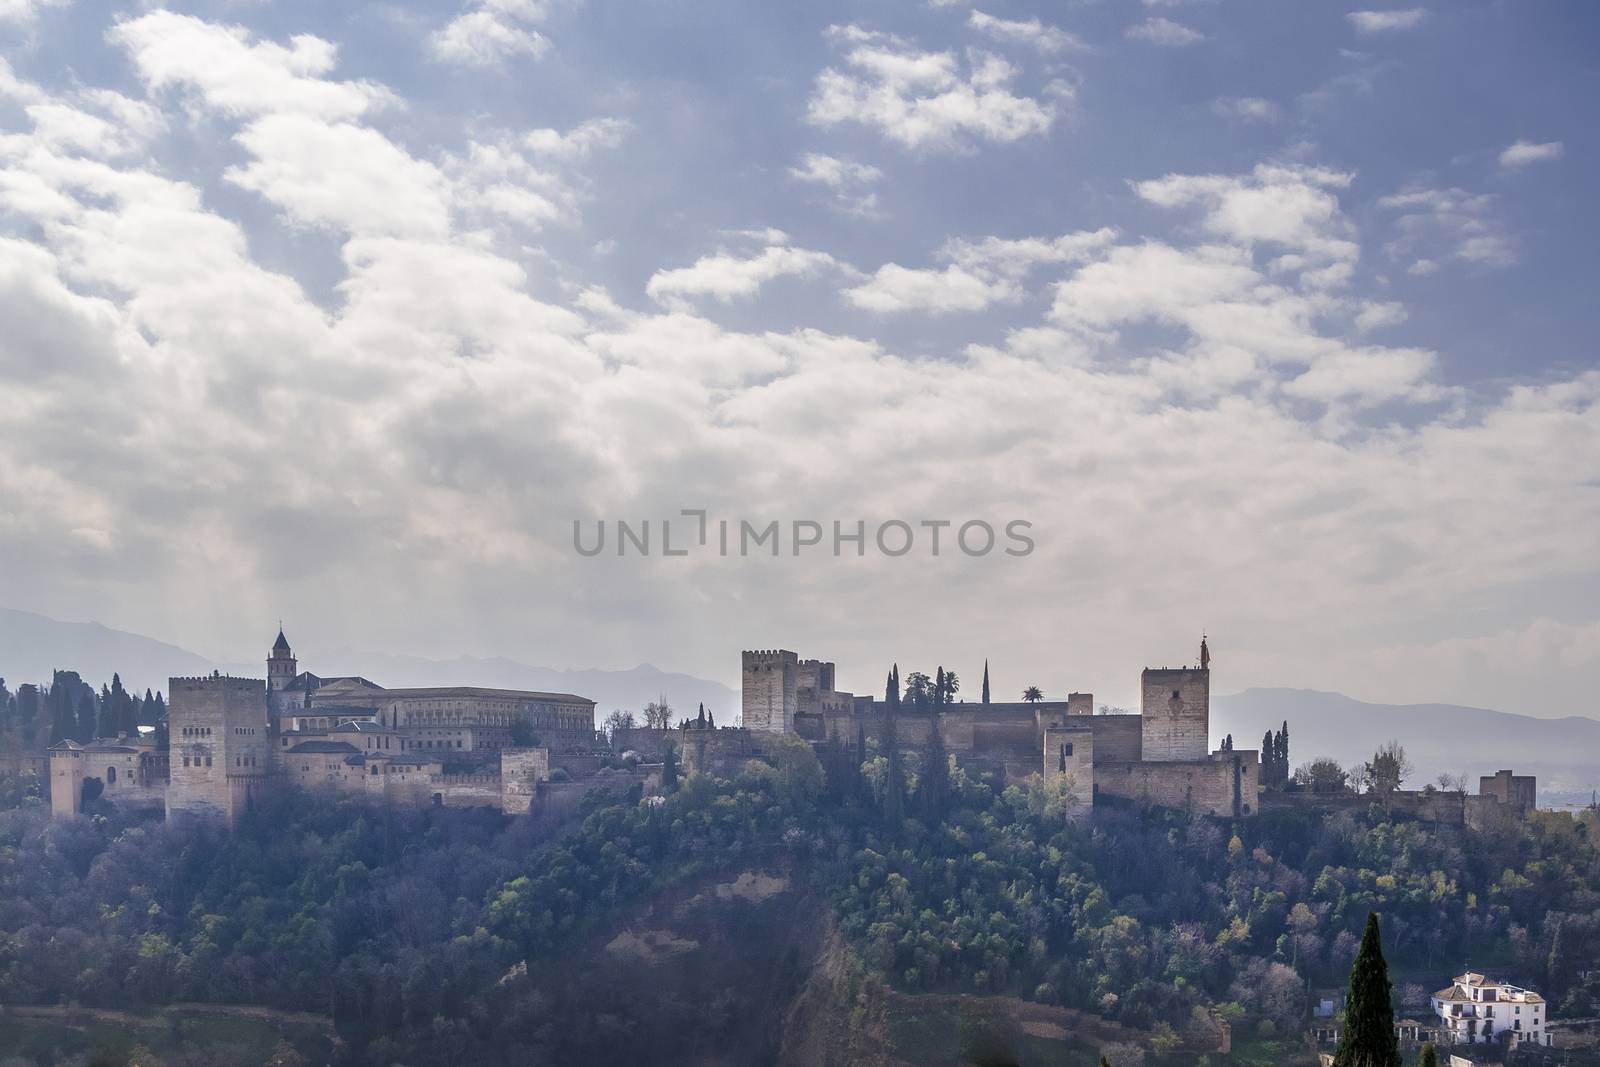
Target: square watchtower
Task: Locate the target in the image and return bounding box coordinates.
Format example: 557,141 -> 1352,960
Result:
167,673 -> 274,827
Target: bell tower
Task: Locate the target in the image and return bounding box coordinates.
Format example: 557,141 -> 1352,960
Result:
268,626 -> 297,693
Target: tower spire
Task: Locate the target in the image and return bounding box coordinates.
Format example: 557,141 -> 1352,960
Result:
1200,633 -> 1210,671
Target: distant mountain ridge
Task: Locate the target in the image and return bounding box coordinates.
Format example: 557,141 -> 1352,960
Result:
1213,687 -> 1600,803
0,607 -> 738,724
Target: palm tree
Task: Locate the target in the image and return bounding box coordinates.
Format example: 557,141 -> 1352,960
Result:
1022,686 -> 1043,703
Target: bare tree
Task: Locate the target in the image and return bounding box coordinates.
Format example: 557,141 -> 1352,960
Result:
642,698 -> 674,730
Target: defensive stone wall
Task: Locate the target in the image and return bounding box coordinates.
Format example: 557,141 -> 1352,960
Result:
1042,725 -> 1095,819
1087,715 -> 1143,762
1096,750 -> 1256,817
678,728 -> 758,776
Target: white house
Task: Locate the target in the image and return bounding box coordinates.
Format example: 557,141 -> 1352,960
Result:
1431,972 -> 1552,1050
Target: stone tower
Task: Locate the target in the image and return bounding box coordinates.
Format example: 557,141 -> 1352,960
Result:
268,627 -> 297,694
167,673 -> 275,827
48,740 -> 87,818
1140,663 -> 1210,762
741,649 -> 799,733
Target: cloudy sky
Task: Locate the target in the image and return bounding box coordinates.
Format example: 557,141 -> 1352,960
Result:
1,0 -> 1597,716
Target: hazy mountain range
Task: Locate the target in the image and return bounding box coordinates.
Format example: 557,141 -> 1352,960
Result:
0,607 -> 739,721
1212,688 -> 1600,805
4,607 -> 1596,803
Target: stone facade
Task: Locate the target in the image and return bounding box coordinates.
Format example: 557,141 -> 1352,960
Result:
742,650 -> 799,733
1042,725 -> 1095,818
167,674 -> 275,828
1094,751 -> 1259,818
500,747 -> 552,814
1478,769 -> 1536,813
1140,667 -> 1210,762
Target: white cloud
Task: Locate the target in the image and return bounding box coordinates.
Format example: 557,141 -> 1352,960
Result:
523,117 -> 630,160
845,228 -> 1116,315
431,0 -> 550,67
1380,186 -> 1515,270
647,243 -> 843,307
789,152 -> 882,216
112,12 -> 395,120
0,0 -> 65,24
1498,140 -> 1564,168
1126,18 -> 1206,46
1348,8 -> 1427,33
1353,301 -> 1407,333
1134,163 -> 1359,277
1212,97 -> 1280,123
967,11 -> 1085,54
789,153 -> 882,188
843,264 -> 1018,315
807,26 -> 1060,151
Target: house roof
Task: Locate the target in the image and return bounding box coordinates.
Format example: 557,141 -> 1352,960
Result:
273,628 -> 292,653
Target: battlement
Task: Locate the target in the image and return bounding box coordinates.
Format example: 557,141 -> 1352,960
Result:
170,674 -> 265,691
742,649 -> 798,662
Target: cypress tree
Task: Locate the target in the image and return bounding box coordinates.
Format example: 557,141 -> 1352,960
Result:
882,665 -> 904,829
707,709 -> 715,729
661,742 -> 679,793
17,684 -> 41,745
47,674 -> 75,744
981,659 -> 990,706
696,702 -> 706,729
1333,912 -> 1399,1067
75,688 -> 97,744
1418,1043 -> 1436,1067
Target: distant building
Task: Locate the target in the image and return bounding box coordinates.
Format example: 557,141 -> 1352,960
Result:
1432,972 -> 1552,1050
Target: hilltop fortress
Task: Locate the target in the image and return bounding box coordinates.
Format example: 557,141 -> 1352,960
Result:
50,629 -> 607,826
735,637 -> 1259,818
42,631 -> 1539,829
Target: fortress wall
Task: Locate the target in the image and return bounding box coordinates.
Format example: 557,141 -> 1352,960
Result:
1043,726 -> 1095,818
0,755 -> 47,780
1141,668 -> 1210,762
1258,790 -> 1472,826
679,729 -> 758,776
1087,716 -> 1143,763
1095,753 -> 1250,817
